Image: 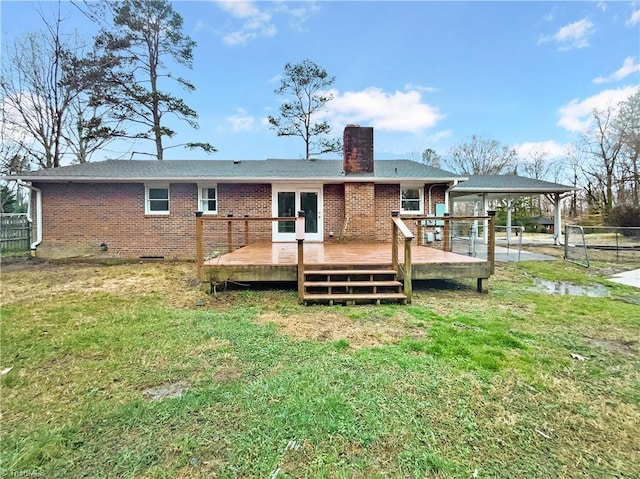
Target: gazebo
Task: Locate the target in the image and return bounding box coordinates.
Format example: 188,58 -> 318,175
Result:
448,175 -> 576,245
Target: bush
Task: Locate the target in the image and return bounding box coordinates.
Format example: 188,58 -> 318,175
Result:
606,204 -> 640,236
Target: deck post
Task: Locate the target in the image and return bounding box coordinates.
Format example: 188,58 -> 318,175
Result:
487,210 -> 496,274
404,237 -> 413,303
296,211 -> 306,304
391,211 -> 399,270
443,213 -> 450,252
227,214 -> 233,253
195,212 -> 204,281
243,215 -> 249,246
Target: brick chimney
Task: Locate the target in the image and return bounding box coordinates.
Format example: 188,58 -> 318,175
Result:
343,125 -> 374,175
341,125 -> 377,242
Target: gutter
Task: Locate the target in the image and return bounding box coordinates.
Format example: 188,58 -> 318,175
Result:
17,180 -> 42,254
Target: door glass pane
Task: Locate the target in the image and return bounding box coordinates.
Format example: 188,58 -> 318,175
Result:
300,192 -> 318,234
278,192 -> 295,233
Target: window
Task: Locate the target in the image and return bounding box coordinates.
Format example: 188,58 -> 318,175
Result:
400,186 -> 423,214
198,185 -> 218,214
145,185 -> 169,214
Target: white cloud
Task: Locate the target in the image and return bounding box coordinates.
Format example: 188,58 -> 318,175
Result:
538,18 -> 595,50
627,10 -> 640,26
226,108 -> 254,131
593,57 -> 640,84
557,85 -> 640,132
514,141 -> 570,160
215,1 -> 276,45
324,87 -> 444,134
403,83 -> 438,94
215,0 -> 317,45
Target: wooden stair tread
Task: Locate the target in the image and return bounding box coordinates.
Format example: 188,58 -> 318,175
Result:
304,280 -> 401,287
304,269 -> 398,276
303,293 -> 407,300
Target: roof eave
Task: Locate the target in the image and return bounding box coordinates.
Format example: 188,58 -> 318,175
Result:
8,175 -> 465,183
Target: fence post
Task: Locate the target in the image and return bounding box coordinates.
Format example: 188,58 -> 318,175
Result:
195,212 -> 204,281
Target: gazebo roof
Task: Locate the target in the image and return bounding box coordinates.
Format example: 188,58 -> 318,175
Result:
449,175 -> 575,201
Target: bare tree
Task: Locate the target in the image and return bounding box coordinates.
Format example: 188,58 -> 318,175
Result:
1,4 -> 119,168
614,90 -> 640,206
1,23 -> 72,169
447,135 -> 517,175
581,106 -> 624,216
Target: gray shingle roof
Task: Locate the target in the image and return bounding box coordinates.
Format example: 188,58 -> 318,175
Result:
450,175 -> 574,195
7,159 -> 465,183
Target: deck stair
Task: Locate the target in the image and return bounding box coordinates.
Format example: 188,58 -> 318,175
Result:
302,269 -> 407,305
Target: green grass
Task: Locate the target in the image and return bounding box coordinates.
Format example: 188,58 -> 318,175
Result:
1,260 -> 639,478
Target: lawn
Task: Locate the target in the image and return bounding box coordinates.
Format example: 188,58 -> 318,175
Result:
1,257 -> 639,478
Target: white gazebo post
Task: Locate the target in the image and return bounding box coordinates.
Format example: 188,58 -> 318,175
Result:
506,198 -> 513,243
553,192 -> 561,245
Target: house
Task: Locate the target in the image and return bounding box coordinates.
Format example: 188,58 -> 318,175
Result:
8,126 -> 467,260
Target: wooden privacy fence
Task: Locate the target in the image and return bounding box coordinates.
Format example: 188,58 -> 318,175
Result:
1,214 -> 31,252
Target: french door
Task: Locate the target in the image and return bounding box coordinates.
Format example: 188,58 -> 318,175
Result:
272,186 -> 323,242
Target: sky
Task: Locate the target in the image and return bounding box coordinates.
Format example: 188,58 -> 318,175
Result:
1,0 -> 639,168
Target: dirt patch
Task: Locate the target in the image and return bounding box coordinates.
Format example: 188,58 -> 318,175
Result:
255,310 -> 427,349
142,381 -> 190,400
587,338 -> 637,356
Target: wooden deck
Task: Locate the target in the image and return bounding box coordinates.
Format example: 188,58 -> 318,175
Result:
202,242 -> 491,287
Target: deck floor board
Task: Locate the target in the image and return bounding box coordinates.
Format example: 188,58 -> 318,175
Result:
204,242 -> 486,267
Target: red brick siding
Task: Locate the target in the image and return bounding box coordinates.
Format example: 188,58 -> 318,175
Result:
323,184 -> 344,243
32,181 -> 449,258
34,182 -> 272,259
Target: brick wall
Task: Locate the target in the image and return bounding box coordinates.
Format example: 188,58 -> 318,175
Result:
34,182 -> 272,260
32,180 -> 449,258
323,184 -> 345,243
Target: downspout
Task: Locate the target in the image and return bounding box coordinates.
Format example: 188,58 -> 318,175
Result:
427,184 -> 435,214
444,180 -> 458,213
17,180 -> 42,255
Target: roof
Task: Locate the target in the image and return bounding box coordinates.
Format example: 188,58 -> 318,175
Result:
449,174 -> 575,200
5,159 -> 465,183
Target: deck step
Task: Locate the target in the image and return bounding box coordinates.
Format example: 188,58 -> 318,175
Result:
304,280 -> 402,288
304,293 -> 407,302
302,268 -> 405,305
304,269 -> 398,276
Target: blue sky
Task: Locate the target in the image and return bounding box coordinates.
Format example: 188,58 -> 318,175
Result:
1,0 -> 639,167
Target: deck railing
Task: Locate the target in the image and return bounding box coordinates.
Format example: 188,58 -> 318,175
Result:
391,211 -> 415,303
195,212 -> 296,280
392,211 -> 497,274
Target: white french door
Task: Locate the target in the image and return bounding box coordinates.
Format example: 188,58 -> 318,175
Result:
272,186 -> 323,242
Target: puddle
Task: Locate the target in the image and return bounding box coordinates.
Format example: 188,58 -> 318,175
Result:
142,381 -> 189,400
530,278 -> 610,297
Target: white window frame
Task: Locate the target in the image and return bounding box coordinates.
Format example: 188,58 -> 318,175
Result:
198,184 -> 218,215
145,183 -> 170,215
400,184 -> 424,215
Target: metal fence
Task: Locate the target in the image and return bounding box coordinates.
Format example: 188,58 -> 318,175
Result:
1,214 -> 31,252
565,225 -> 640,265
